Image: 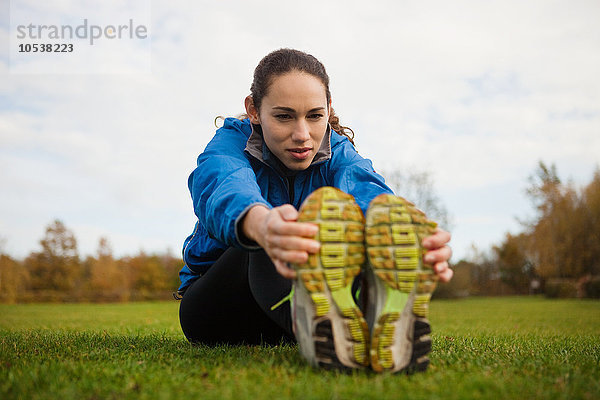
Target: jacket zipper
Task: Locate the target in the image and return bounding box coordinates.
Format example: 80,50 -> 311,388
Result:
247,152 -> 301,207
287,175 -> 296,206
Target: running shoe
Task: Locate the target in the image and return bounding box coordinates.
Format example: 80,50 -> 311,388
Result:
291,187 -> 370,371
364,194 -> 438,373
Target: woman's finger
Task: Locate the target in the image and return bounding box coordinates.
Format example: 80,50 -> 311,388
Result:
271,205 -> 318,237
271,219 -> 319,238
277,204 -> 300,221
266,234 -> 320,254
433,261 -> 453,282
424,245 -> 452,264
265,209 -> 317,237
270,247 -> 311,265
436,263 -> 454,283
273,259 -> 296,279
422,228 -> 451,249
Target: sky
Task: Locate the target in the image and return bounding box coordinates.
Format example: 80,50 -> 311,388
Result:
1,0 -> 599,262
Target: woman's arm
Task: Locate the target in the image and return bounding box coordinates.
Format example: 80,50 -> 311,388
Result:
241,204 -> 321,279
189,119 -> 270,248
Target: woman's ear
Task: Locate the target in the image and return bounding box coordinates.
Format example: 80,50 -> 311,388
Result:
245,96 -> 260,124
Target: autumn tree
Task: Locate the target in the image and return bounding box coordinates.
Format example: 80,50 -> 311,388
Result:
0,254 -> 30,303
525,162 -> 599,280
125,251 -> 169,299
88,237 -> 130,301
464,244 -> 507,295
492,232 -> 533,294
159,249 -> 185,290
581,169 -> 600,276
432,259 -> 473,298
25,220 -> 81,294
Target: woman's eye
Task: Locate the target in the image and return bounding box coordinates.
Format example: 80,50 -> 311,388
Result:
308,114 -> 324,120
275,114 -> 292,120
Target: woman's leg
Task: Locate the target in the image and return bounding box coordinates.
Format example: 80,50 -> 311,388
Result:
179,247 -> 294,345
247,250 -> 294,335
246,250 -> 364,338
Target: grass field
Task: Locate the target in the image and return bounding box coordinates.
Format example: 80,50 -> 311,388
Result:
1,297 -> 599,400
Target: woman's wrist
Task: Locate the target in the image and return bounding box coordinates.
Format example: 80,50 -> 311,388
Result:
241,204 -> 270,245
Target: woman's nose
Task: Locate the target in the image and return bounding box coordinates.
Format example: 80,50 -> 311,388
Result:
291,119 -> 310,142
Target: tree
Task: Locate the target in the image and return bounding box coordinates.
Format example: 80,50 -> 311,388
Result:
432,259 -> 473,298
493,232 -> 533,294
465,244 -> 507,295
88,237 -> 129,301
581,169 -> 600,276
25,220 -> 81,293
524,162 -> 598,280
382,168 -> 452,229
0,254 -> 30,303
125,251 -> 169,299
159,248 -> 185,290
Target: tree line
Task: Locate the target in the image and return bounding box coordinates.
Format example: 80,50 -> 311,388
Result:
0,221 -> 182,303
435,162 -> 600,299
1,161 -> 599,303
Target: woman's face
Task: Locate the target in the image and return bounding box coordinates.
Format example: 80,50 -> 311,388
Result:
246,70 -> 330,171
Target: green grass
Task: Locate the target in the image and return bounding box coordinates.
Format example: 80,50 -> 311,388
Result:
1,297 -> 599,400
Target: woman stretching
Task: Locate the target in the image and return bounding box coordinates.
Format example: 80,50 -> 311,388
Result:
178,48 -> 453,373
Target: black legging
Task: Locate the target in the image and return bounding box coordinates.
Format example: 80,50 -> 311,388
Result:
179,248 -> 295,345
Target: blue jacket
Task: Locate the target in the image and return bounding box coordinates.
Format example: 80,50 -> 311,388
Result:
178,117 -> 393,291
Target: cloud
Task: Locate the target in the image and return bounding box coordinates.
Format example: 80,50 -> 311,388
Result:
1,0 -> 599,261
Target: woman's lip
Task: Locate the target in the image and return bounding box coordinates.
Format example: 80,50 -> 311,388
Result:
288,148 -> 312,160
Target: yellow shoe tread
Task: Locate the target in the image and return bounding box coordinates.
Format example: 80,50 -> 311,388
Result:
293,187 -> 369,366
367,194 -> 439,372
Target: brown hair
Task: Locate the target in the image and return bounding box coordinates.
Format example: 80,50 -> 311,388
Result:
237,48 -> 355,145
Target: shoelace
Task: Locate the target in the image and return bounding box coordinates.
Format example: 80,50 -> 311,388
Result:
270,285 -> 295,311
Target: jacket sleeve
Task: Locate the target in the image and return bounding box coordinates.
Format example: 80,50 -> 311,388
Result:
327,136 -> 394,215
188,118 -> 271,249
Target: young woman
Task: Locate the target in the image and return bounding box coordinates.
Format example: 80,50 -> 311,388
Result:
178,48 -> 453,373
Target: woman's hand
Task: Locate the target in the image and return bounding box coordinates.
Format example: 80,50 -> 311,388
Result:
243,204 -> 453,282
242,204 -> 321,279
422,228 -> 453,282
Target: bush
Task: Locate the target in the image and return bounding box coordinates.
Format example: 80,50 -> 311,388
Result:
432,260 -> 472,299
583,276 -> 600,298
545,279 -> 578,298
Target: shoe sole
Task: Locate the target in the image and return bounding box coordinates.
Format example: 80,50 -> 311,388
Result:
365,194 -> 438,373
292,187 -> 370,370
